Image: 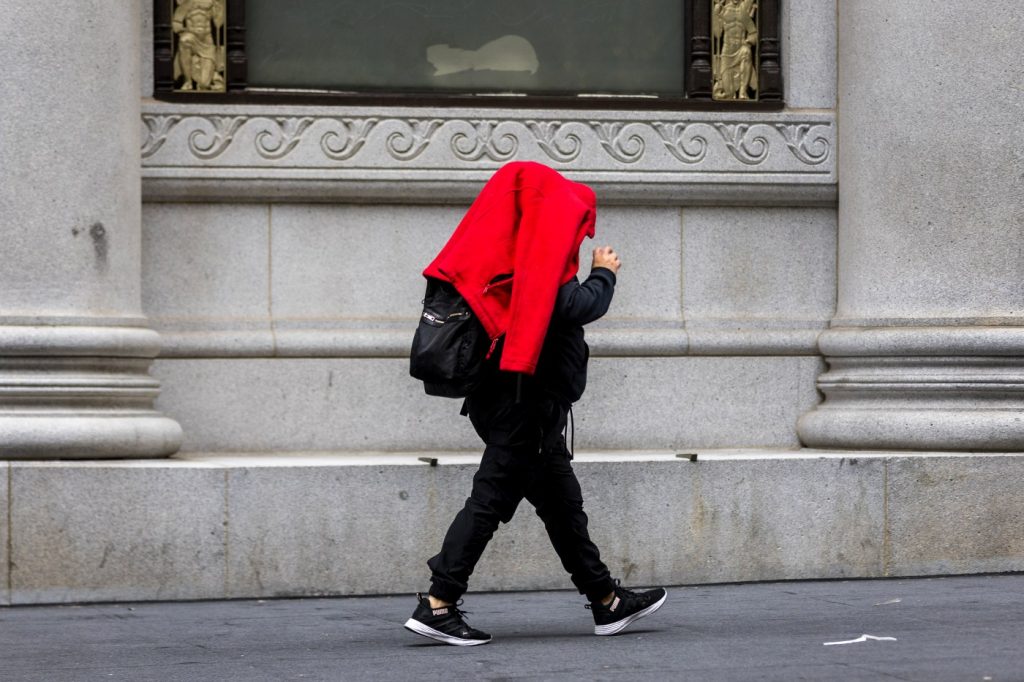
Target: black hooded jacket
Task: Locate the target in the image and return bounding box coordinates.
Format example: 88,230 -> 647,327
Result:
462,267 -> 616,452
533,267 -> 617,406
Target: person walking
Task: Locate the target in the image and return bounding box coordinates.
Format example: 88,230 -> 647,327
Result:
404,162 -> 667,646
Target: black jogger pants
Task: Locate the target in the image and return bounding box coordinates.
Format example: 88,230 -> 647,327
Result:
426,375 -> 615,603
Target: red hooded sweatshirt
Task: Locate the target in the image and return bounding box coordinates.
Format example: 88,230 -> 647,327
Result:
423,162 -> 597,374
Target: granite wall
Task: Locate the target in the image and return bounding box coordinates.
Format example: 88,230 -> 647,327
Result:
139,0 -> 839,455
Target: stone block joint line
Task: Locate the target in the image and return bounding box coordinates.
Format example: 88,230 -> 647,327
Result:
882,457 -> 892,577
223,468 -> 230,598
5,462 -> 11,604
267,205 -> 278,357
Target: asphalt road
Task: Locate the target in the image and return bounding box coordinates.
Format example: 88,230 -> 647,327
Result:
3,574 -> 1023,681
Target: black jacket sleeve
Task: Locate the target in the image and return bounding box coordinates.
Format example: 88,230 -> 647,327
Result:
554,267 -> 617,327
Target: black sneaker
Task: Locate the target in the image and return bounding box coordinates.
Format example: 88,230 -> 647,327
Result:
587,582 -> 668,636
403,594 -> 492,646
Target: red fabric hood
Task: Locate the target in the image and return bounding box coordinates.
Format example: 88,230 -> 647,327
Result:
423,162 -> 596,374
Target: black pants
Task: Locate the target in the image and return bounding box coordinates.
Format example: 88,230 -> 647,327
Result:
427,374 -> 615,603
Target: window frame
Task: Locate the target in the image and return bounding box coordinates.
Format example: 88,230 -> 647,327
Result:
153,0 -> 783,111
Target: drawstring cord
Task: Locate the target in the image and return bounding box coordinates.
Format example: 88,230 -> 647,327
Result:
569,405 -> 575,459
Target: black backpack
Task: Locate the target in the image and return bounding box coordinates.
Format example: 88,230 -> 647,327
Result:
409,278 -> 496,397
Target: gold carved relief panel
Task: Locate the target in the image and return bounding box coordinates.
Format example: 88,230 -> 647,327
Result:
172,0 -> 226,92
712,0 -> 759,101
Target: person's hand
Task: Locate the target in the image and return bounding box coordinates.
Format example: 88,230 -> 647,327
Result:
592,246 -> 621,274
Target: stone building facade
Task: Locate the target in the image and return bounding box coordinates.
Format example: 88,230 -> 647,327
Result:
1,2 -> 1021,604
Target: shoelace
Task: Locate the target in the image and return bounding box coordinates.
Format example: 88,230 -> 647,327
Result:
611,579 -> 641,601
451,599 -> 474,623
584,580 -> 640,610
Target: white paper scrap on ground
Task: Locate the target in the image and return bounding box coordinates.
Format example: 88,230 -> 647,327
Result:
873,598 -> 902,606
823,634 -> 898,646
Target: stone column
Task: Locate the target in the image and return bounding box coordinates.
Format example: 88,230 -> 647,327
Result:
0,3 -> 182,458
798,3 -> 1024,450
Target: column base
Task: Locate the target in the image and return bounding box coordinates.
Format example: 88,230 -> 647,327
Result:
0,413 -> 183,460
0,325 -> 183,459
798,327 -> 1024,452
799,407 -> 1024,452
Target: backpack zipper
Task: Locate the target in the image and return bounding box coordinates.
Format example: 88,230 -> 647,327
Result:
485,336 -> 500,360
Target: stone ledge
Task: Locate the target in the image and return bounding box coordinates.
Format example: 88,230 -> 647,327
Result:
4,451 -> 1022,605
152,326 -> 825,358
819,326 -> 1024,356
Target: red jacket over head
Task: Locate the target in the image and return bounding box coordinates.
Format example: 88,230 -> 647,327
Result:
423,162 -> 597,374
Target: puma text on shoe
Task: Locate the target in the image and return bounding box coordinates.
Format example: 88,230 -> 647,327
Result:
588,584 -> 668,636
403,594 -> 492,646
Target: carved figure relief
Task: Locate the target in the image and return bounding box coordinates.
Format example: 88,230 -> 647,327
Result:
172,0 -> 226,92
712,0 -> 758,101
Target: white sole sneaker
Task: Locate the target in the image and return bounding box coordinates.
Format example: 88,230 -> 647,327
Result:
594,590 -> 668,636
403,618 -> 492,646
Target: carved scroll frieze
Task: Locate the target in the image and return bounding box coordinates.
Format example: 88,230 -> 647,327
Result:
525,121 -> 583,163
386,119 -> 444,161
715,123 -> 770,165
652,123 -> 708,165
320,118 -> 378,161
141,115 -> 182,158
140,107 -> 835,201
450,120 -> 519,162
186,115 -> 245,159
590,122 -> 647,164
254,117 -> 315,160
775,124 -> 831,166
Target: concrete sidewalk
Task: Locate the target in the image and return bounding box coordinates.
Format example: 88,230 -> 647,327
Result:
2,574 -> 1023,681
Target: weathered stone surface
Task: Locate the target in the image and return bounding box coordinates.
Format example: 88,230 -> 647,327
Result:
1,2 -> 180,459
152,356 -> 822,452
682,207 -> 836,324
141,2 -> 152,98
579,357 -> 823,450
834,3 -> 1024,323
580,206 -> 682,324
2,1 -> 143,318
152,358 -> 469,453
4,453 -> 1022,604
478,455 -> 885,592
799,2 -> 1024,451
145,201 -> 819,358
9,463 -> 226,604
887,456 -> 1024,576
225,462 -> 474,598
146,202 -> 674,348
142,203 -> 272,335
783,0 -> 837,109
226,454 -> 884,598
1,463 -> 8,605
270,204 -> 459,322
581,455 -> 884,586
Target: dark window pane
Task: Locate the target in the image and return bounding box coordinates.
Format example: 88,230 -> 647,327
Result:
247,0 -> 684,96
